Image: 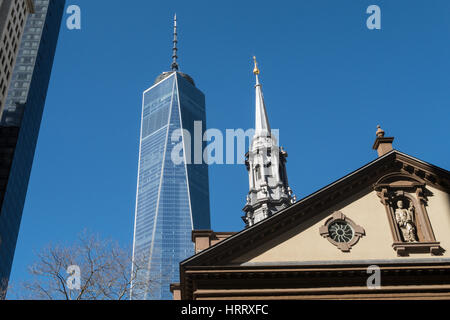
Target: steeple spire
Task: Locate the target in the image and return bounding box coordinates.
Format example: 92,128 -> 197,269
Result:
243,57 -> 295,228
253,57 -> 271,137
171,14 -> 179,71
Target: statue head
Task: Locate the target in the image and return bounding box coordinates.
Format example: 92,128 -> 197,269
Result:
397,200 -> 404,209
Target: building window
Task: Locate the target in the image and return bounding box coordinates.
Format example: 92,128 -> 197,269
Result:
319,211 -> 365,252
255,165 -> 261,181
328,220 -> 354,243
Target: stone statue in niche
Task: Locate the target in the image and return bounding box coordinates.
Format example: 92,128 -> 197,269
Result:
395,199 -> 418,243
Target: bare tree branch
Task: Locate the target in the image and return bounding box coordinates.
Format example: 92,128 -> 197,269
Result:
10,230 -> 157,300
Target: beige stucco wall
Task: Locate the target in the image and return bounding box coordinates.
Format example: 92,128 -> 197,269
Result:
427,186 -> 450,250
233,186 -> 450,265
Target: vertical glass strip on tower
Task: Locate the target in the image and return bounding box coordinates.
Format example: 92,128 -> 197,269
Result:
132,72 -> 210,300
0,0 -> 65,291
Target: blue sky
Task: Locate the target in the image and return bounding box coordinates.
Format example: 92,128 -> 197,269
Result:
9,0 -> 450,286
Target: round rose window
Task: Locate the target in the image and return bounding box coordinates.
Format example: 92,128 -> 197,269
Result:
328,220 -> 354,243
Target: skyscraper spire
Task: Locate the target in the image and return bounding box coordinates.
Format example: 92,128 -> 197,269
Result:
253,57 -> 271,137
243,57 -> 295,227
171,14 -> 179,71
154,15 -> 196,86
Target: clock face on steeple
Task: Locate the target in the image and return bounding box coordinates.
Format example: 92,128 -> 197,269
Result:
328,221 -> 354,243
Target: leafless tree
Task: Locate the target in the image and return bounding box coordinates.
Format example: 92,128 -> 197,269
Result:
11,230 -> 160,300
0,278 -> 9,300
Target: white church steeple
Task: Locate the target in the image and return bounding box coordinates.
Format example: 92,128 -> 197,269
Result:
243,57 -> 296,227
253,58 -> 271,137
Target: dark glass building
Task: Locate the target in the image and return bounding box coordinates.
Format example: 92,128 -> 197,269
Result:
0,0 -> 66,290
131,17 -> 211,300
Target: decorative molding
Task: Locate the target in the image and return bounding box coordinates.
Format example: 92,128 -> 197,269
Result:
392,242 -> 443,256
374,173 -> 445,256
181,262 -> 450,300
319,211 -> 365,252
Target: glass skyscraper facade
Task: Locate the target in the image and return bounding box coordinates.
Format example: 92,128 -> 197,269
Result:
132,71 -> 211,300
0,0 -> 65,289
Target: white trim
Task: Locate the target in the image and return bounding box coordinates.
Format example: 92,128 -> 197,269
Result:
141,124 -> 169,141
143,72 -> 175,94
130,86 -> 147,298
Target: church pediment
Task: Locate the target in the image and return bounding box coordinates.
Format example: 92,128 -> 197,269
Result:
182,150 -> 450,268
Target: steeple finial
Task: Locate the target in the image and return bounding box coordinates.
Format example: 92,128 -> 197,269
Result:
171,14 -> 179,71
253,56 -> 260,75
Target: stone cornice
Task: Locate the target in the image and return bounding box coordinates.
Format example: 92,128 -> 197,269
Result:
182,261 -> 450,300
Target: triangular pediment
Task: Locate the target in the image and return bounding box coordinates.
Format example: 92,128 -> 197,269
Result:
182,150 -> 450,268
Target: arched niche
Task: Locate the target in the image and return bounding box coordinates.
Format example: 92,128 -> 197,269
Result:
374,173 -> 444,256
